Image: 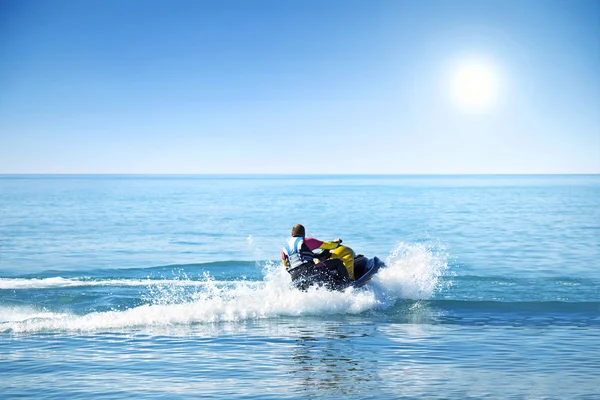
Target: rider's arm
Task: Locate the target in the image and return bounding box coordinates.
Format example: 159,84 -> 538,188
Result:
281,249 -> 290,267
304,238 -> 340,251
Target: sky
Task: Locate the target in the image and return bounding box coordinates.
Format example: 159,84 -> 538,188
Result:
0,0 -> 598,174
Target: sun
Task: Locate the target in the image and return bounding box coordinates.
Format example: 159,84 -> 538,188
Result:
450,60 -> 499,112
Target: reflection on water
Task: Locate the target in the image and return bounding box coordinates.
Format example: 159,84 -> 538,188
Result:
287,321 -> 379,397
2,317 -> 599,399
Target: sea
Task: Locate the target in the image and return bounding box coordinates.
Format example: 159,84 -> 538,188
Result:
0,174 -> 599,399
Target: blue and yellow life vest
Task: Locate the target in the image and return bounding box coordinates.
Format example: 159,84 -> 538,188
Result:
282,237 -> 315,271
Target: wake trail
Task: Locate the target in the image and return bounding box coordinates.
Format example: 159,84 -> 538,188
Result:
0,243 -> 448,333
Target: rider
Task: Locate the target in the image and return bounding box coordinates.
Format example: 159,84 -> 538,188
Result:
281,224 -> 350,287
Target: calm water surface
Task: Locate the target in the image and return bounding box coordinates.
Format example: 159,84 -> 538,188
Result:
1,175 -> 599,399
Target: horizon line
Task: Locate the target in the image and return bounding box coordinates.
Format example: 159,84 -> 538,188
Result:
1,173 -> 598,177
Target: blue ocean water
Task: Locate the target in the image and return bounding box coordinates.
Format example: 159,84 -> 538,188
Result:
1,175 -> 599,399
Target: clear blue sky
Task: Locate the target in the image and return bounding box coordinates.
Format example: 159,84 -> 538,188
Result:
1,0 -> 598,174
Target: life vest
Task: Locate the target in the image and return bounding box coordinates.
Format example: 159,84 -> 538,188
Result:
282,237 -> 315,271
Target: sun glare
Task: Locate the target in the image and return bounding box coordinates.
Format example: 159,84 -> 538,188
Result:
451,60 -> 499,112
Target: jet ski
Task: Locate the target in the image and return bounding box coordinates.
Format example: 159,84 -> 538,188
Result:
291,244 -> 385,291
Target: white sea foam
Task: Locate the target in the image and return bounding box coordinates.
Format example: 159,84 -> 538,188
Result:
0,277 -> 249,290
0,243 -> 447,333
0,305 -> 71,323
372,242 -> 449,301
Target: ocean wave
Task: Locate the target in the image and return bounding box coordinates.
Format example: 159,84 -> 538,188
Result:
0,305 -> 72,324
416,299 -> 600,314
395,299 -> 600,327
3,260 -> 259,279
0,282 -> 379,333
2,297 -> 598,334
0,242 -> 449,333
0,277 -> 258,290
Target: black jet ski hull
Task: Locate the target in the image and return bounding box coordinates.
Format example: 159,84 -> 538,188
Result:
291,256 -> 384,291
350,256 -> 384,287
333,256 -> 383,291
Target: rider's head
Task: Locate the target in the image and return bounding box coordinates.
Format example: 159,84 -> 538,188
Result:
291,224 -> 305,237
